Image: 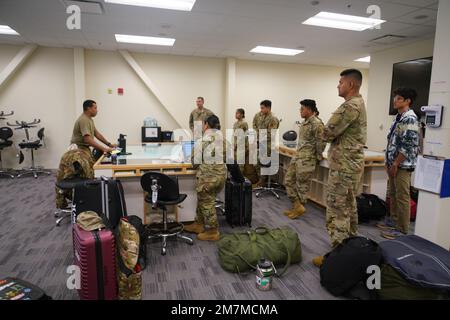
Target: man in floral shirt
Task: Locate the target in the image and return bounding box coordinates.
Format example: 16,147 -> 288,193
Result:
378,87 -> 419,239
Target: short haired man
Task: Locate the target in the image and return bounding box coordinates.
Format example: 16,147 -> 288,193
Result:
378,87 -> 419,239
284,99 -> 325,219
71,100 -> 116,156
313,69 -> 367,267
189,97 -> 215,132
252,100 -> 280,187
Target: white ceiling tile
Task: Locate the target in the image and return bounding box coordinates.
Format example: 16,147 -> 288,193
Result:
391,8 -> 437,25
387,0 -> 438,8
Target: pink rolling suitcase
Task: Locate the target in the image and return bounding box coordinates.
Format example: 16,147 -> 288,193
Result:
73,178 -> 118,300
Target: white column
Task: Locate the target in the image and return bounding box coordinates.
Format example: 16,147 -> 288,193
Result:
225,58 -> 236,130
74,47 -> 85,115
414,0 -> 450,250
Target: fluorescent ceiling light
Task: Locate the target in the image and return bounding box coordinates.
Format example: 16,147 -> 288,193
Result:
0,25 -> 19,35
303,11 -> 385,31
355,56 -> 371,63
115,34 -> 175,46
250,46 -> 304,56
104,0 -> 196,11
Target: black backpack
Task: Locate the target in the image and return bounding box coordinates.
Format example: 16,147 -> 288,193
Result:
356,193 -> 386,223
320,237 -> 382,298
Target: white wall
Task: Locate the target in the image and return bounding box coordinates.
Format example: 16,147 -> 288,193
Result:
235,59 -> 369,136
0,45 -> 75,169
366,38 -> 435,151
0,44 -> 369,169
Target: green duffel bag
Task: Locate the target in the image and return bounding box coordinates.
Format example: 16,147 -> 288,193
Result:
378,264 -> 450,300
217,226 -> 302,275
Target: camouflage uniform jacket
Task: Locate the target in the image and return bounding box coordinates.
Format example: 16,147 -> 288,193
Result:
189,107 -> 214,130
192,131 -> 227,180
252,112 -> 279,151
294,115 -> 326,168
233,119 -> 249,132
56,148 -> 94,182
385,109 -> 419,169
323,94 -> 367,174
252,111 -> 279,132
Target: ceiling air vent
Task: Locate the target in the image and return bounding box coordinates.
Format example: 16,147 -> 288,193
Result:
369,34 -> 407,45
62,0 -> 104,14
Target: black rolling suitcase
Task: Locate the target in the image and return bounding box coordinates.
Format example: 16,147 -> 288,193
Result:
225,177 -> 252,227
72,178 -> 127,228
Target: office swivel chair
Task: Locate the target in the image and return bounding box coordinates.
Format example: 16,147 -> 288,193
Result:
0,111 -> 15,178
140,172 -> 193,255
8,119 -> 51,178
0,127 -> 14,178
253,161 -> 286,199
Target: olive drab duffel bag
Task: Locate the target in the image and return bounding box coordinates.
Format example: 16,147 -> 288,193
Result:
217,226 -> 302,275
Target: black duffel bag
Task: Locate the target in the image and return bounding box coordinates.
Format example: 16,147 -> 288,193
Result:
320,236 -> 382,297
356,193 -> 386,223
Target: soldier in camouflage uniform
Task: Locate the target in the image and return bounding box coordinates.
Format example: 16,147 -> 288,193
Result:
233,108 -> 249,172
252,100 -> 280,186
55,148 -> 94,209
284,99 -> 325,219
189,96 -> 215,133
313,69 -> 367,267
378,87 -> 419,239
184,115 -> 227,241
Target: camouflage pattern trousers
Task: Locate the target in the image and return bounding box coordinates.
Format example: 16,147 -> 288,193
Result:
284,158 -> 315,205
326,169 -> 363,248
195,176 -> 225,229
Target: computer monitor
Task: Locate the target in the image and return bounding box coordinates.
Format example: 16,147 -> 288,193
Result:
141,126 -> 161,142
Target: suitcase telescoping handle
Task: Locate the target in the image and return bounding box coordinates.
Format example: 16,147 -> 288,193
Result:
100,176 -> 110,220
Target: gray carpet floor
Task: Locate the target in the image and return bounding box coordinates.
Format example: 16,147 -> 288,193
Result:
0,173 -> 407,300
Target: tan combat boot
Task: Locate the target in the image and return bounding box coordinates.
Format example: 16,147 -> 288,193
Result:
197,228 -> 220,241
183,222 -> 204,234
283,200 -> 295,216
287,201 -> 306,219
312,255 -> 324,267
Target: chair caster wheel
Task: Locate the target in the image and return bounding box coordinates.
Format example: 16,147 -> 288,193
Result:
161,249 -> 166,255
56,222 -> 60,227
54,212 -> 59,217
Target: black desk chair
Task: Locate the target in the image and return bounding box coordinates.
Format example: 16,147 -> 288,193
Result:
55,177 -> 89,226
253,161 -> 286,199
16,126 -> 51,178
0,127 -> 15,178
140,172 -> 193,255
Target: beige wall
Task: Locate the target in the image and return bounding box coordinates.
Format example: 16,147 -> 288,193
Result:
85,51 -> 226,145
0,44 -> 369,169
0,45 -> 75,169
235,59 -> 369,135
366,38 -> 435,151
